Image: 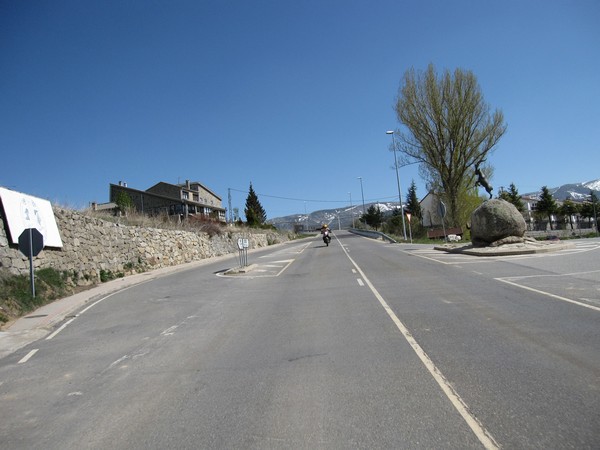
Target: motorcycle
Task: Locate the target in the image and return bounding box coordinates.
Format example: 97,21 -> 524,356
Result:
322,230 -> 331,246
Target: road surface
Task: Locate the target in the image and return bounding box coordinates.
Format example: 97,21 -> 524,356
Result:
1,232 -> 599,449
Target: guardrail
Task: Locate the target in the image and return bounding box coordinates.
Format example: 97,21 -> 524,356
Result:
349,228 -> 397,243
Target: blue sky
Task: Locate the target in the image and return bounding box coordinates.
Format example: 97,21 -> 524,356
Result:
2,0 -> 599,220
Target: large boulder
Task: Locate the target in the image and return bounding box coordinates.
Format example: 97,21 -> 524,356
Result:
470,199 -> 526,247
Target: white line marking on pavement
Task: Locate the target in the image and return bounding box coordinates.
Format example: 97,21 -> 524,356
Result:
500,269 -> 600,280
45,282 -> 150,341
495,278 -> 600,312
161,325 -> 178,336
46,317 -> 77,340
107,355 -> 129,370
18,349 -> 39,364
357,278 -> 364,286
340,244 -> 500,449
406,250 -> 452,264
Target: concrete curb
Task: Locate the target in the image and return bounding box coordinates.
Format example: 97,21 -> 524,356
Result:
223,264 -> 258,275
434,241 -> 574,256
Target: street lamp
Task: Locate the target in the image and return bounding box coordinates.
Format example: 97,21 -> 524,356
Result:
358,177 -> 366,216
386,130 -> 407,240
349,192 -> 355,228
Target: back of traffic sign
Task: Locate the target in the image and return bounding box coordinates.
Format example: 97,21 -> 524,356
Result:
19,228 -> 44,258
18,228 -> 44,298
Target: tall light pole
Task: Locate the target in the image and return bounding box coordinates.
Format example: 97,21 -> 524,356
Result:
349,192 -> 355,228
386,130 -> 407,240
358,177 -> 366,216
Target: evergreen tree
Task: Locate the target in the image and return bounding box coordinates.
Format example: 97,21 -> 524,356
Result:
244,183 -> 267,226
535,186 -> 557,230
559,199 -> 580,230
114,191 -> 134,215
361,205 -> 384,230
405,180 -> 422,221
498,183 -> 524,212
580,190 -> 599,232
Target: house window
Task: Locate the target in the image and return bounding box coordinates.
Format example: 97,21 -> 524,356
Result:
182,192 -> 189,200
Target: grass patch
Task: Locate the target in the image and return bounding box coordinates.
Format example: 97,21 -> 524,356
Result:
0,268 -> 76,327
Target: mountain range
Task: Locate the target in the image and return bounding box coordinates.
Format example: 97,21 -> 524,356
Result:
269,179 -> 600,231
524,179 -> 600,202
268,202 -> 400,231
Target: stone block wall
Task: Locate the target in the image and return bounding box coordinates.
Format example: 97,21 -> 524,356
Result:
0,208 -> 289,284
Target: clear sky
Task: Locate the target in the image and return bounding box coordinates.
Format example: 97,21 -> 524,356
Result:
2,0 -> 599,220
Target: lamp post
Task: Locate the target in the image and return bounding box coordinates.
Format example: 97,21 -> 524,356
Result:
304,201 -> 308,231
386,130 -> 407,240
349,192 -> 355,228
358,177 -> 366,216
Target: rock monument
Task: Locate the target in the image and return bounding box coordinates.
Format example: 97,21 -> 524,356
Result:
470,199 -> 527,247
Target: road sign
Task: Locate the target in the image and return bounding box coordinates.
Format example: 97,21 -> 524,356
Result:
19,228 -> 44,257
438,201 -> 447,219
242,238 -> 249,248
18,228 -> 44,298
237,238 -> 244,250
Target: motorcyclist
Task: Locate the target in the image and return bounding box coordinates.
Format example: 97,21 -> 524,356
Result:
320,224 -> 331,246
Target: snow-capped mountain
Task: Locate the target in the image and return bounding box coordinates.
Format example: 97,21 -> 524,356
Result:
268,202 -> 401,231
525,179 -> 600,201
270,179 -> 599,231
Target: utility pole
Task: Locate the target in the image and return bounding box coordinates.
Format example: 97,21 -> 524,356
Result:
228,188 -> 232,223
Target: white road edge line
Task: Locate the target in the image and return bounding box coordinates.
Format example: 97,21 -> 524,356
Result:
340,243 -> 500,450
46,281 -> 151,341
495,278 -> 600,312
18,348 -> 39,364
45,317 -> 77,341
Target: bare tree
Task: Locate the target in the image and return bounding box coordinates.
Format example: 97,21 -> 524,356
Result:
394,64 -> 507,226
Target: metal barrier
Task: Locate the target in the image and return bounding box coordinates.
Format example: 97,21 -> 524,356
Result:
349,229 -> 397,243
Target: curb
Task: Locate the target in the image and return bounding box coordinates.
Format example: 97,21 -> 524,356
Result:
434,241 -> 574,256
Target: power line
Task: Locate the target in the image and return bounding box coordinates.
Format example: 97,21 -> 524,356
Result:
229,188 -> 399,204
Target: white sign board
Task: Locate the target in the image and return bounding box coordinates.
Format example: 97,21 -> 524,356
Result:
237,238 -> 244,250
242,238 -> 249,248
0,187 -> 63,248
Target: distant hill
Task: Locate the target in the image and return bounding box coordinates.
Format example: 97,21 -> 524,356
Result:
268,202 -> 401,231
523,179 -> 600,201
270,179 -> 600,231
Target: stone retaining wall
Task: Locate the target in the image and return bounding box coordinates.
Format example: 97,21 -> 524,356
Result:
0,208 -> 290,284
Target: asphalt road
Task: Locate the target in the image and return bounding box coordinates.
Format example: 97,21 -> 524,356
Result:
1,232 -> 599,449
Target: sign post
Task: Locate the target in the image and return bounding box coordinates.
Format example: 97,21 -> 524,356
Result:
237,238 -> 250,267
18,228 -> 44,297
438,201 -> 448,242
405,212 -> 413,244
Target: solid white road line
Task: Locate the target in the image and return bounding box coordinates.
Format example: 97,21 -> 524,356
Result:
340,243 -> 500,450
495,278 -> 600,312
18,349 -> 39,364
46,282 -> 150,341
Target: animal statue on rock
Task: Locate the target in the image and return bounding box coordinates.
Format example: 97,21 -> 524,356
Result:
474,159 -> 493,199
